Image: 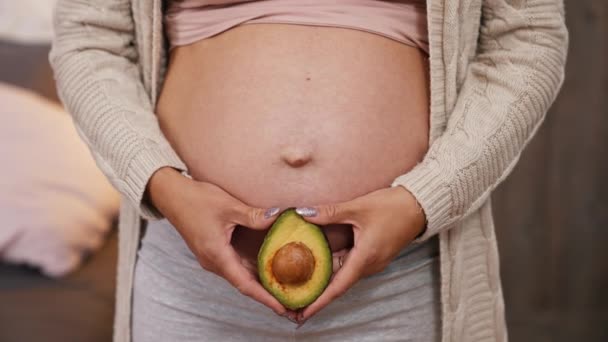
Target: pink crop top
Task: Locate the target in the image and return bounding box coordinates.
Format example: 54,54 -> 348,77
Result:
164,0 -> 429,55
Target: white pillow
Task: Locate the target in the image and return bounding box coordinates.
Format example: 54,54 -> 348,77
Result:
0,83 -> 120,277
0,0 -> 57,44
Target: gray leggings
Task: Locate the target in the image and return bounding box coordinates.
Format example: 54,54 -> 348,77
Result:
132,218 -> 441,342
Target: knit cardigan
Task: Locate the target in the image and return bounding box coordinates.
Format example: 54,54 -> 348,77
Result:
49,0 -> 568,341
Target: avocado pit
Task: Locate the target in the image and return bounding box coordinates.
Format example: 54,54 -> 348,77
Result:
272,241 -> 315,285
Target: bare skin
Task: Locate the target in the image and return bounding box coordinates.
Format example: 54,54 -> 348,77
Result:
149,23 -> 430,316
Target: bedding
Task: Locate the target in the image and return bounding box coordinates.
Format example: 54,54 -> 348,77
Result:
0,83 -> 120,277
0,227 -> 117,342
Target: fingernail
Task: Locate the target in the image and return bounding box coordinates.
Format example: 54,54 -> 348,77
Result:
264,207 -> 281,219
295,207 -> 317,217
280,312 -> 298,324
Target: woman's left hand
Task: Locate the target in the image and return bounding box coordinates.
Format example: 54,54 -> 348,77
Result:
294,185 -> 427,324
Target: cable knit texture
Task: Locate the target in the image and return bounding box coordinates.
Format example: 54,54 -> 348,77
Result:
49,0 -> 568,341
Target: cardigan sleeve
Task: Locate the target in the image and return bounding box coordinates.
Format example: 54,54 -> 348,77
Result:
49,0 -> 187,220
391,0 -> 568,242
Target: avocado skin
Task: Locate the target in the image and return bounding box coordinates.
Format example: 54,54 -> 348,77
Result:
257,208 -> 332,310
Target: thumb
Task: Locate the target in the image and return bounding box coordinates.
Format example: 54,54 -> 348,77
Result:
232,204 -> 282,230
295,202 -> 354,226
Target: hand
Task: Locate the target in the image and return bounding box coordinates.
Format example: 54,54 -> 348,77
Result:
294,185 -> 426,324
145,167 -> 295,319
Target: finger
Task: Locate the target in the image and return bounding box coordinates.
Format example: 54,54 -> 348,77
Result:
219,246 -> 287,315
331,249 -> 349,273
231,204 -> 282,230
240,256 -> 258,274
295,201 -> 357,226
300,246 -> 366,321
283,311 -> 299,324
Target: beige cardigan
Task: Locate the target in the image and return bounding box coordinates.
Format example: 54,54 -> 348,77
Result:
49,0 -> 568,341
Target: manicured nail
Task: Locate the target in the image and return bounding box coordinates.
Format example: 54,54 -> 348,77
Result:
295,207 -> 318,217
264,207 -> 281,219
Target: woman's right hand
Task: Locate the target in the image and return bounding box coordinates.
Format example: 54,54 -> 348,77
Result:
145,167 -> 290,317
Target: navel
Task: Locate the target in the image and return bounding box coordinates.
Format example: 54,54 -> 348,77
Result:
280,147 -> 314,168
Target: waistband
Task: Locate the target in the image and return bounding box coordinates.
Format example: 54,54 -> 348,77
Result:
164,0 -> 429,53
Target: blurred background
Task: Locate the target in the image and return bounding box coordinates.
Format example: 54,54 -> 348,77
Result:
0,1 -> 606,341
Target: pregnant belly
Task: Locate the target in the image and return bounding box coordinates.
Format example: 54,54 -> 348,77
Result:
156,23 -> 430,260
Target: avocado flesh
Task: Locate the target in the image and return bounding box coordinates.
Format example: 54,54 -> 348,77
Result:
258,209 -> 332,310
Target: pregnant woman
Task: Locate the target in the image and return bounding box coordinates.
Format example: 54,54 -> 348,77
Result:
50,0 -> 568,341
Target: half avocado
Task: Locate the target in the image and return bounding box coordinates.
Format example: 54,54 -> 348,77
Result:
257,208 -> 332,310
